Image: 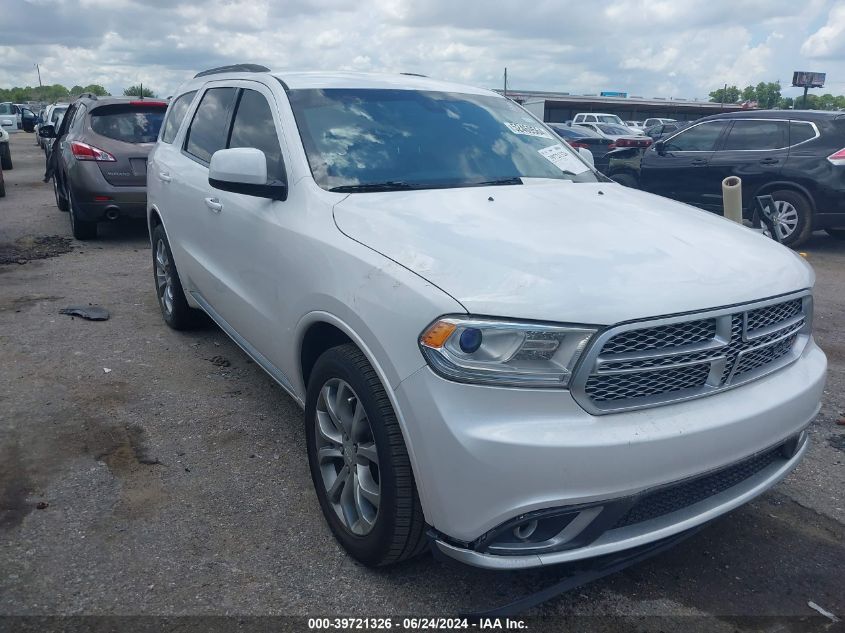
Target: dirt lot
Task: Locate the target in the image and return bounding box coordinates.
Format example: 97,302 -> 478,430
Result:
1,132 -> 844,629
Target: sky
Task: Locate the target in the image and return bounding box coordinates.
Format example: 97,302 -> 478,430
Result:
2,0 -> 845,100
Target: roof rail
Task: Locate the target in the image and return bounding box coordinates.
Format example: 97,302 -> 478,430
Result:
75,92 -> 99,100
400,72 -> 427,77
194,64 -> 270,78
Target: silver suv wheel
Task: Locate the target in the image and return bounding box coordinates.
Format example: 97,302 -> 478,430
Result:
314,377 -> 381,535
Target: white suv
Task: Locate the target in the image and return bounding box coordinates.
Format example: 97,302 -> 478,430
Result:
148,67 -> 826,569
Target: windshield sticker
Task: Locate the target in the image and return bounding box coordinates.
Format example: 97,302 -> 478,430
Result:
538,144 -> 590,174
505,122 -> 554,139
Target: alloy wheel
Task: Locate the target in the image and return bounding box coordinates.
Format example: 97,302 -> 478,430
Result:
154,239 -> 175,316
772,200 -> 799,241
314,378 -> 380,535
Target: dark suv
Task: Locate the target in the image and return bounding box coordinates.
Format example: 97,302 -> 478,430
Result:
606,110 -> 845,246
40,94 -> 167,239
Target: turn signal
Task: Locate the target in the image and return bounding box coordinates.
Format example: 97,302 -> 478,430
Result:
420,320 -> 456,349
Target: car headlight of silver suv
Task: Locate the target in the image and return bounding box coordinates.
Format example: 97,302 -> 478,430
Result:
419,316 -> 597,388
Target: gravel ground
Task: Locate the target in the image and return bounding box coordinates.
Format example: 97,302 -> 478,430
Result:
1,132 -> 844,629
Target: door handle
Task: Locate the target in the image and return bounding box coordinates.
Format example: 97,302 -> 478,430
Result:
759,157 -> 779,165
691,159 -> 707,166
205,197 -> 223,213
158,171 -> 172,182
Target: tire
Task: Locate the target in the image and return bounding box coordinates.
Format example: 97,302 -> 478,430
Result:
825,228 -> 845,240
768,189 -> 813,247
151,224 -> 204,330
306,344 -> 427,567
0,143 -> 12,170
67,185 -> 97,240
0,174 -> 5,198
53,175 -> 69,212
611,172 -> 638,188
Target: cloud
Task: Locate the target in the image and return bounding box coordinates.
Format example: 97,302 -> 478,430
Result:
802,4 -> 845,59
0,0 -> 841,99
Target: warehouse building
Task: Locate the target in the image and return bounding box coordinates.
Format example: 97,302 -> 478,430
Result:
499,90 -> 746,123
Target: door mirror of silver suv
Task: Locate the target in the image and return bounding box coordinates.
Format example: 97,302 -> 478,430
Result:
38,125 -> 56,138
208,147 -> 288,201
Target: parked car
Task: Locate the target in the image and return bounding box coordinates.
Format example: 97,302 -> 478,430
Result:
643,117 -> 676,129
0,102 -> 19,135
644,121 -> 684,141
40,104 -> 69,151
0,127 -> 8,192
548,123 -> 621,173
147,67 -> 825,571
572,112 -> 626,126
574,122 -> 653,147
626,120 -> 644,129
0,125 -> 12,170
605,110 -> 845,245
34,109 -> 46,146
40,94 -> 167,239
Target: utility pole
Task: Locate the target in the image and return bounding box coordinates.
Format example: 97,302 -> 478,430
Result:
503,67 -> 508,99
720,83 -> 727,112
802,85 -> 809,109
35,64 -> 43,102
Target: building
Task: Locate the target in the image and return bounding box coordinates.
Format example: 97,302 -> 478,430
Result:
498,89 -> 745,124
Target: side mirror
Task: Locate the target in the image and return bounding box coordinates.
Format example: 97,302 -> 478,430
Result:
208,147 -> 287,201
577,146 -> 595,168
38,125 -> 56,138
653,140 -> 666,155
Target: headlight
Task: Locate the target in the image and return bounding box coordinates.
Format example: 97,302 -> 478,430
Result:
419,316 -> 597,388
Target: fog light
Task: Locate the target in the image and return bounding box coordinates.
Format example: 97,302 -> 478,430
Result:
513,520 -> 537,541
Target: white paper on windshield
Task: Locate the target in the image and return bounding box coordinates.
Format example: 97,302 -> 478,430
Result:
504,122 -> 554,139
537,144 -> 590,174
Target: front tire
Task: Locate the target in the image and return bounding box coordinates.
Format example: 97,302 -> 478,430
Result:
306,344 -> 427,567
0,143 -> 12,170
769,190 -> 813,247
151,224 -> 204,330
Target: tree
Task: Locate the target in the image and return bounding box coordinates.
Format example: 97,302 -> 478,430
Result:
754,81 -> 781,109
709,85 -> 741,104
82,84 -> 109,96
741,85 -> 756,102
777,96 -> 794,110
123,84 -> 156,98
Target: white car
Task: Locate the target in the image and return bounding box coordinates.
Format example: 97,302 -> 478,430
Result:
643,117 -> 676,129
572,112 -> 644,136
573,122 -> 651,145
40,104 -> 69,151
0,126 -> 10,171
0,102 -> 19,135
148,68 -> 826,570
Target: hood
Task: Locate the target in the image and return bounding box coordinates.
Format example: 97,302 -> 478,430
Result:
333,181 -> 814,325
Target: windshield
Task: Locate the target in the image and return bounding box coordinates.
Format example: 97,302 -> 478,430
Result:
288,89 -> 597,192
596,124 -> 631,135
596,115 -> 623,124
90,104 -> 165,143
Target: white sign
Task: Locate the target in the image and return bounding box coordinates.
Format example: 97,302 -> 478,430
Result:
505,122 -> 554,139
537,144 -> 590,174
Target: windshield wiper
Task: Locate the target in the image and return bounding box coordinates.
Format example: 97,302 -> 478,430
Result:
329,181 -> 418,193
472,177 -> 523,186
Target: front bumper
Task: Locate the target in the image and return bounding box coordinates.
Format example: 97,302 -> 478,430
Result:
393,339 -> 826,568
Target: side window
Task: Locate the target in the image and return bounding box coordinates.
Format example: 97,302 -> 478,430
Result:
0,103 -> 11,115
70,104 -> 87,134
664,121 -> 728,152
574,115 -> 582,123
586,115 -> 596,122
228,89 -> 285,181
161,90 -> 197,144
185,87 -> 238,163
789,122 -> 817,146
721,120 -> 788,151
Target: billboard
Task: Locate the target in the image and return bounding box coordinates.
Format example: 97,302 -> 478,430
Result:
600,91 -> 628,98
792,71 -> 826,88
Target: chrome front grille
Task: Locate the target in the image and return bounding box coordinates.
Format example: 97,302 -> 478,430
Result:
572,293 -> 812,414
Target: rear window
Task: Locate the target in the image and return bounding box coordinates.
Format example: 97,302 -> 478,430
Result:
90,104 -> 166,143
